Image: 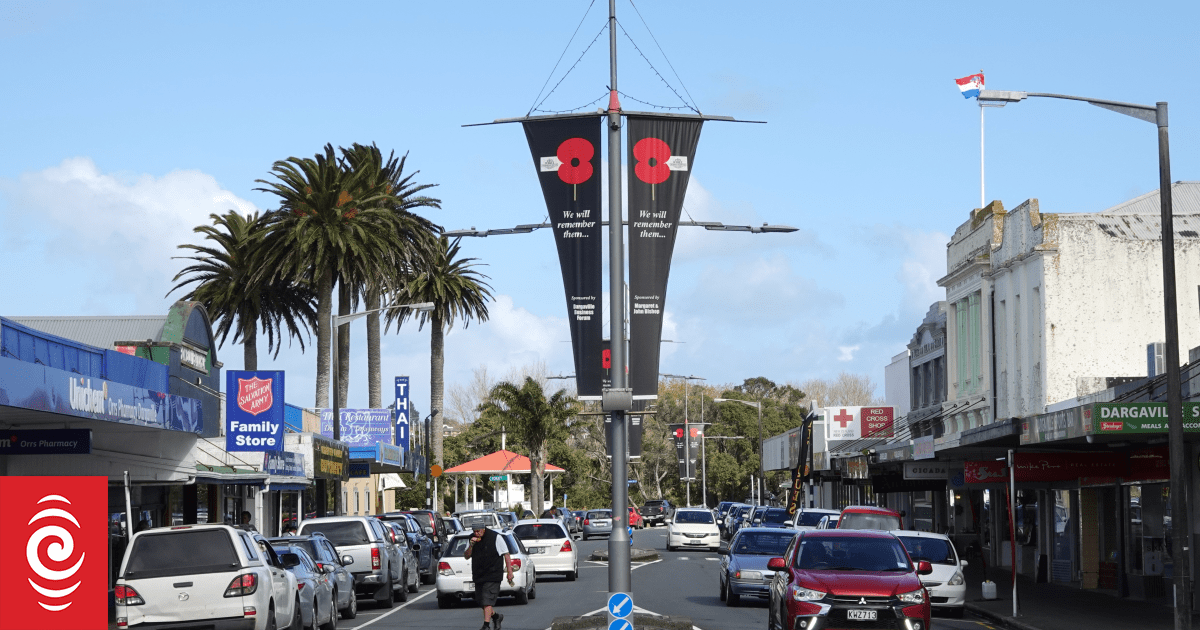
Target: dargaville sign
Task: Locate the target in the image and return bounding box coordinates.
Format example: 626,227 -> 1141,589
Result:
1091,402 -> 1200,434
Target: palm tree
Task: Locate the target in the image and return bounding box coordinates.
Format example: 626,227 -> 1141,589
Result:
255,144 -> 404,409
388,237 -> 492,513
478,377 -> 577,514
338,143 -> 441,407
170,210 -> 315,370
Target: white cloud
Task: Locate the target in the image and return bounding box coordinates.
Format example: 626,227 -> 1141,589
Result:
838,345 -> 860,362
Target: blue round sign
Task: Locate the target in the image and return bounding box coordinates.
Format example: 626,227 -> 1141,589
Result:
607,592 -> 633,618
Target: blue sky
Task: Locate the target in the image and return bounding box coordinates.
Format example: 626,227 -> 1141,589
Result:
2,1 -> 1198,415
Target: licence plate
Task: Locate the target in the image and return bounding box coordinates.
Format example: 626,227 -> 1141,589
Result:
528,548 -> 542,554
846,609 -> 876,621
686,540 -> 702,545
465,582 -> 474,591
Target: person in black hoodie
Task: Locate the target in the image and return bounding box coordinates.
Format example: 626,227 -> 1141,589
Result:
464,524 -> 514,630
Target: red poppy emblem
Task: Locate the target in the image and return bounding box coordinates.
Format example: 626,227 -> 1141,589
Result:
556,138 -> 594,185
673,428 -> 684,438
601,348 -> 611,370
633,137 -> 671,184
237,378 -> 274,416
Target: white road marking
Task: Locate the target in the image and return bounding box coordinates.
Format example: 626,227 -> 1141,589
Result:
705,558 -> 719,561
678,557 -> 689,560
343,589 -> 435,629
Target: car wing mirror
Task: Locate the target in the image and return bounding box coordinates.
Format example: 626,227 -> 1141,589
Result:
767,557 -> 787,570
960,559 -> 969,567
341,554 -> 355,566
917,561 -> 933,575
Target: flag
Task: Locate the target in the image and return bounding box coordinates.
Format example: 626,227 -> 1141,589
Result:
956,73 -> 984,99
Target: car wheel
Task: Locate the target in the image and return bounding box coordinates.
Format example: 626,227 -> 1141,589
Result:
528,578 -> 537,600
949,607 -> 965,619
319,593 -> 338,630
339,589 -> 357,620
719,574 -> 727,601
395,570 -> 409,602
566,567 -> 577,581
421,568 -> 436,585
515,582 -> 530,605
264,603 -> 278,630
377,576 -> 394,608
437,595 -> 453,609
407,568 -> 419,593
725,581 -> 740,607
290,596 -> 303,630
582,534 -> 589,541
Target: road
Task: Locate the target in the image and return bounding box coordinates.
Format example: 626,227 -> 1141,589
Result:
333,527 -> 1003,630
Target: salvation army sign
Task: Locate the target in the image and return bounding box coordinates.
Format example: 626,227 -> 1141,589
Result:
226,371 -> 285,451
824,406 -> 896,441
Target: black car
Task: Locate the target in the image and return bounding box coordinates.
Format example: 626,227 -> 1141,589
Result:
751,507 -> 795,529
379,512 -> 436,584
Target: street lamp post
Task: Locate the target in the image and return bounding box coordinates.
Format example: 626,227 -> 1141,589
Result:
978,89 -> 1187,628
714,398 -> 764,504
662,374 -> 706,506
332,300 -> 434,516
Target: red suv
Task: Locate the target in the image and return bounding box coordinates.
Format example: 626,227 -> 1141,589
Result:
767,530 -> 932,630
836,505 -> 902,531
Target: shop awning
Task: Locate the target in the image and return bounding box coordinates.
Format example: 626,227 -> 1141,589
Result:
195,463 -> 268,485
349,442 -> 406,474
443,449 -> 566,476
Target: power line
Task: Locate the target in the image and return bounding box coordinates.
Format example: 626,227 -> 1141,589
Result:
626,0 -> 699,112
615,19 -> 699,114
617,89 -> 694,112
527,0 -> 599,116
530,21 -> 610,116
533,92 -> 609,116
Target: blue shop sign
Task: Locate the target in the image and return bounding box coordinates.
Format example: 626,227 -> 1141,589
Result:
348,462 -> 372,478
226,371 -> 286,452
320,409 -> 393,447
0,357 -> 202,433
0,429 -> 92,455
263,450 -> 305,477
395,377 -> 410,452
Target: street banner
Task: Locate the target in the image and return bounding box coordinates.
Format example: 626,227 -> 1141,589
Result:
786,413 -> 816,516
604,403 -> 645,459
824,406 -> 896,441
395,377 -> 411,452
226,371 -> 285,451
319,409 -> 394,447
668,423 -> 698,480
627,115 -> 703,399
523,116 -> 605,399
0,476 -> 108,630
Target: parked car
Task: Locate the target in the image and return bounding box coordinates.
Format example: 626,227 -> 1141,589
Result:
766,530 -> 933,630
436,529 -> 536,608
718,527 -> 799,606
392,509 -> 447,557
458,510 -> 504,531
640,499 -> 674,527
582,509 -> 614,540
378,521 -> 422,594
890,530 -> 967,618
440,516 -> 465,536
115,524 -> 300,630
627,507 -> 645,529
273,543 -> 338,630
496,511 -> 520,530
667,507 -> 721,551
379,512 -> 435,585
550,506 -> 581,537
749,507 -> 794,529
726,504 -> 755,539
792,508 -> 841,531
267,534 -> 358,620
512,520 -> 578,580
837,505 -> 903,531
715,501 -> 737,534
815,515 -> 840,530
721,503 -> 750,539
298,516 -> 404,608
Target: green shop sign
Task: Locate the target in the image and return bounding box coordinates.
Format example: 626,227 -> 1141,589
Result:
1090,402 -> 1200,434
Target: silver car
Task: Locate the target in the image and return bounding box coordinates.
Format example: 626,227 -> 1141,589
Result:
268,534 -> 358,620
275,544 -> 338,630
582,509 -> 613,540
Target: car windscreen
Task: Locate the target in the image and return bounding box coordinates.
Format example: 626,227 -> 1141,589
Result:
839,513 -> 902,531
513,524 -> 567,540
444,536 -> 472,557
796,512 -> 831,527
896,536 -> 958,565
587,510 -> 612,519
460,514 -> 495,530
731,531 -> 797,555
300,521 -> 370,546
795,537 -> 912,572
760,509 -> 792,524
123,529 -> 241,579
675,511 -> 714,524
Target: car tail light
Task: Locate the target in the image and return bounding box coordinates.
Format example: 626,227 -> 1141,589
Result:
114,585 -> 144,606
510,558 -> 522,570
560,540 -> 572,553
584,519 -> 590,525
372,547 -> 381,570
224,573 -> 258,597
438,561 -> 454,576
243,606 -> 256,617
116,618 -> 128,628
297,582 -> 306,592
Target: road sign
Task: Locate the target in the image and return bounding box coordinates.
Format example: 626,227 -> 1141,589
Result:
607,592 -> 633,618
430,464 -> 443,478
490,475 -> 508,481
608,620 -> 633,630
627,479 -> 637,484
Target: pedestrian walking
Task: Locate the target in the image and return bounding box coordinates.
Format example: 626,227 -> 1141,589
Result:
464,523 -> 514,630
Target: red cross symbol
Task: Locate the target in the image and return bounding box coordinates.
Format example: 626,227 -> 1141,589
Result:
834,409 -> 854,428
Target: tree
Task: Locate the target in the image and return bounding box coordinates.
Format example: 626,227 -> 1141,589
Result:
795,372 -> 882,408
170,210 -> 315,370
338,143 -> 441,407
388,237 -> 493,513
255,144 -> 401,409
478,377 -> 577,514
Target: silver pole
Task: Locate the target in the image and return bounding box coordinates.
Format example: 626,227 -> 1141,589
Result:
1009,448 -> 1018,617
606,0 -> 631,595
124,470 -> 134,538
685,379 -> 691,506
980,100 -> 985,209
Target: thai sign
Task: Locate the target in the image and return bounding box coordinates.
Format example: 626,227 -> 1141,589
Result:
1090,402 -> 1200,434
226,371 -> 285,451
320,409 -> 394,447
627,116 -> 703,399
825,406 -> 896,441
523,116 -> 606,399
395,377 -> 410,452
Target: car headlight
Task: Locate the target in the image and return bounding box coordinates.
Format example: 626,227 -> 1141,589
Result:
791,586 -> 826,601
897,588 -> 927,605
947,572 -> 964,586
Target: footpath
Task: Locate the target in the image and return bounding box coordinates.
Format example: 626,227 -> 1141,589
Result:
962,562 -> 1184,630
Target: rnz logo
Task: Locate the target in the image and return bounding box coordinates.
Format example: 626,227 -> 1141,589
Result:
0,476 -> 107,630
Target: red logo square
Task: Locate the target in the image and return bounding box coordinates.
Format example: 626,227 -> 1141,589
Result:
0,476 -> 108,630
237,377 -> 274,416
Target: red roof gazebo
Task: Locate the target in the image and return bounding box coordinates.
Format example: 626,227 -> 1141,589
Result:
444,450 -> 565,512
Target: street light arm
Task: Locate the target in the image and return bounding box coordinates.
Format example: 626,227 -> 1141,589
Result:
333,301 -> 435,327
979,89 -> 1160,125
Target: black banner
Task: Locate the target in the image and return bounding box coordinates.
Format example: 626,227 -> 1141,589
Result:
605,400 -> 645,459
785,413 -> 816,516
523,117 -> 605,398
668,423 -> 700,480
627,116 -> 704,398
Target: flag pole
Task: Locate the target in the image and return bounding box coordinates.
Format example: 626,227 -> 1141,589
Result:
980,97 -> 985,209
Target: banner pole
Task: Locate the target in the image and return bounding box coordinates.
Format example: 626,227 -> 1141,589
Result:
980,99 -> 985,209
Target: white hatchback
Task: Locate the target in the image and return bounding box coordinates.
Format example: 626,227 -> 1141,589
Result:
667,508 -> 721,551
511,520 -> 578,580
889,529 -> 968,617
436,529 -> 536,608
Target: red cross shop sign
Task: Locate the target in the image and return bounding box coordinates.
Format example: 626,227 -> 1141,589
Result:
824,406 -> 895,441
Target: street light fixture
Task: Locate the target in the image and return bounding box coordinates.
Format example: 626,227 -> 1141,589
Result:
444,220 -> 798,238
977,88 -> 1186,627
714,398 -> 764,505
